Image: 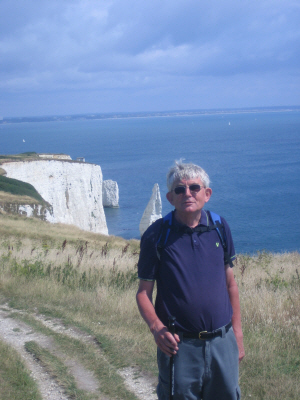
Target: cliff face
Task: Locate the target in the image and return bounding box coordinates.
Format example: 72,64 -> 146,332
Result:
3,160 -> 108,235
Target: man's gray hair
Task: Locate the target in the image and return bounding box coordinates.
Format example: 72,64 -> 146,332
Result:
166,160 -> 210,191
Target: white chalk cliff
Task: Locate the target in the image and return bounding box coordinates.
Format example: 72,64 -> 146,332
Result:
102,180 -> 119,208
3,160 -> 108,235
139,183 -> 162,237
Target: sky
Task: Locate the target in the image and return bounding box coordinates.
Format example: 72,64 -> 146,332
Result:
1,0 -> 300,117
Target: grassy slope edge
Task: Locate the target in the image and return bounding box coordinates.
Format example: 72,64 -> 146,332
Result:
0,153 -> 49,206
0,176 -> 46,204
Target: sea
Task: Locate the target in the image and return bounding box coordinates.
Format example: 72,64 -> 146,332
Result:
1,108 -> 300,255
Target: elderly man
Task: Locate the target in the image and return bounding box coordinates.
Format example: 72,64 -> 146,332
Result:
136,160 -> 244,400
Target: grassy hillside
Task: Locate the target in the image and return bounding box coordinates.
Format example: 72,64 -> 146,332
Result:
0,153 -> 47,205
0,152 -> 40,163
0,213 -> 299,399
0,175 -> 45,204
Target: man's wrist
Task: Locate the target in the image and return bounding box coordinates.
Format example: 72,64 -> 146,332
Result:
149,319 -> 165,336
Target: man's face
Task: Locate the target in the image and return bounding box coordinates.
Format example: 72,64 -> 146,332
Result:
166,177 -> 212,215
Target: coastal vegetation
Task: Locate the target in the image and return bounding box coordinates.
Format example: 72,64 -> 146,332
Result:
0,152 -> 40,163
0,213 -> 299,399
0,176 -> 45,204
0,152 -> 47,206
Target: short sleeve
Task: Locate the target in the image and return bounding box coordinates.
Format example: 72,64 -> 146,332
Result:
137,218 -> 163,281
221,217 -> 236,266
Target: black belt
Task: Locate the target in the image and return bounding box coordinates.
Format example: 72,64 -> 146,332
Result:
181,322 -> 232,340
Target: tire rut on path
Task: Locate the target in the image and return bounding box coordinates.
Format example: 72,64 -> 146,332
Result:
34,311 -> 158,400
0,307 -> 69,400
0,305 -> 158,400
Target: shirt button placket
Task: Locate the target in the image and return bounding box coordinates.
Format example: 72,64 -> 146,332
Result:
192,232 -> 199,248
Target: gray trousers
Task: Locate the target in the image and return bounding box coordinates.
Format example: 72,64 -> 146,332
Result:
157,327 -> 241,400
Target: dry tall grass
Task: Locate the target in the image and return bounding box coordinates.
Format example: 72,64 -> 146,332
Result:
235,252 -> 300,399
0,192 -> 41,205
0,213 -> 299,399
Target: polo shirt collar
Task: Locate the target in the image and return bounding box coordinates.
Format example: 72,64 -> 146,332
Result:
172,209 -> 209,230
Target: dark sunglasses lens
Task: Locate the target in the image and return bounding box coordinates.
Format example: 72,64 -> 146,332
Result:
174,186 -> 185,195
190,184 -> 201,192
174,185 -> 201,195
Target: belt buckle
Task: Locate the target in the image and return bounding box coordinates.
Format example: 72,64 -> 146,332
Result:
199,331 -> 207,340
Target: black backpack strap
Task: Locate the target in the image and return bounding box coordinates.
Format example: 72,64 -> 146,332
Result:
208,211 -> 233,268
156,211 -> 173,260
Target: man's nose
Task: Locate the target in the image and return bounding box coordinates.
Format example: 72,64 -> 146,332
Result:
184,186 -> 192,196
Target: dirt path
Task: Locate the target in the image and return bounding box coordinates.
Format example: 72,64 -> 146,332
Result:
0,305 -> 157,400
0,306 -> 69,400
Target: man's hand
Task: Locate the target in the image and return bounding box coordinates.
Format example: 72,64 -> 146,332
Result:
235,331 -> 245,363
136,280 -> 180,357
225,266 -> 245,363
151,323 -> 180,357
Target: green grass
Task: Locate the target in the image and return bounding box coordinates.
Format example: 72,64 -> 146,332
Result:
0,339 -> 42,400
0,152 -> 39,162
0,175 -> 45,204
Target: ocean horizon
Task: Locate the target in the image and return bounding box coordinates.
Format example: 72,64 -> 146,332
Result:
1,107 -> 300,255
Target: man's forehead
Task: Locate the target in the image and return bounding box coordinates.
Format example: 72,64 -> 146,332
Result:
173,177 -> 203,186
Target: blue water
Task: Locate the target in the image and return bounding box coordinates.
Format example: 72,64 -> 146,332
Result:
1,110 -> 300,254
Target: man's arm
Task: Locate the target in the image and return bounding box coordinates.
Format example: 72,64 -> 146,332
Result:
136,279 -> 179,357
225,265 -> 245,363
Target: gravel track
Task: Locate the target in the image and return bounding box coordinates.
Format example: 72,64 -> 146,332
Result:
0,305 -> 157,400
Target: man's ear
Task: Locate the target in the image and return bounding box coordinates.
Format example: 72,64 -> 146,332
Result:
204,188 -> 212,203
166,191 -> 174,206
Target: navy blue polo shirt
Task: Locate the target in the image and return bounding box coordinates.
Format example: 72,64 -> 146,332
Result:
138,209 -> 236,333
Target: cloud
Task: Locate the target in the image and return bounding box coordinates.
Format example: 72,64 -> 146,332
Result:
0,0 -> 299,115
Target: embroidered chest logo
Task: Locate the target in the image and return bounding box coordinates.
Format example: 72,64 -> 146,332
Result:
216,242 -> 220,247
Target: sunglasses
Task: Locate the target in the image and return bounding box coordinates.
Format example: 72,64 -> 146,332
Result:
173,184 -> 203,195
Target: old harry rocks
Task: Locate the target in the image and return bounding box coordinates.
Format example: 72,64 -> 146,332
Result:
139,183 -> 162,237
102,179 -> 119,208
3,159 -> 109,235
